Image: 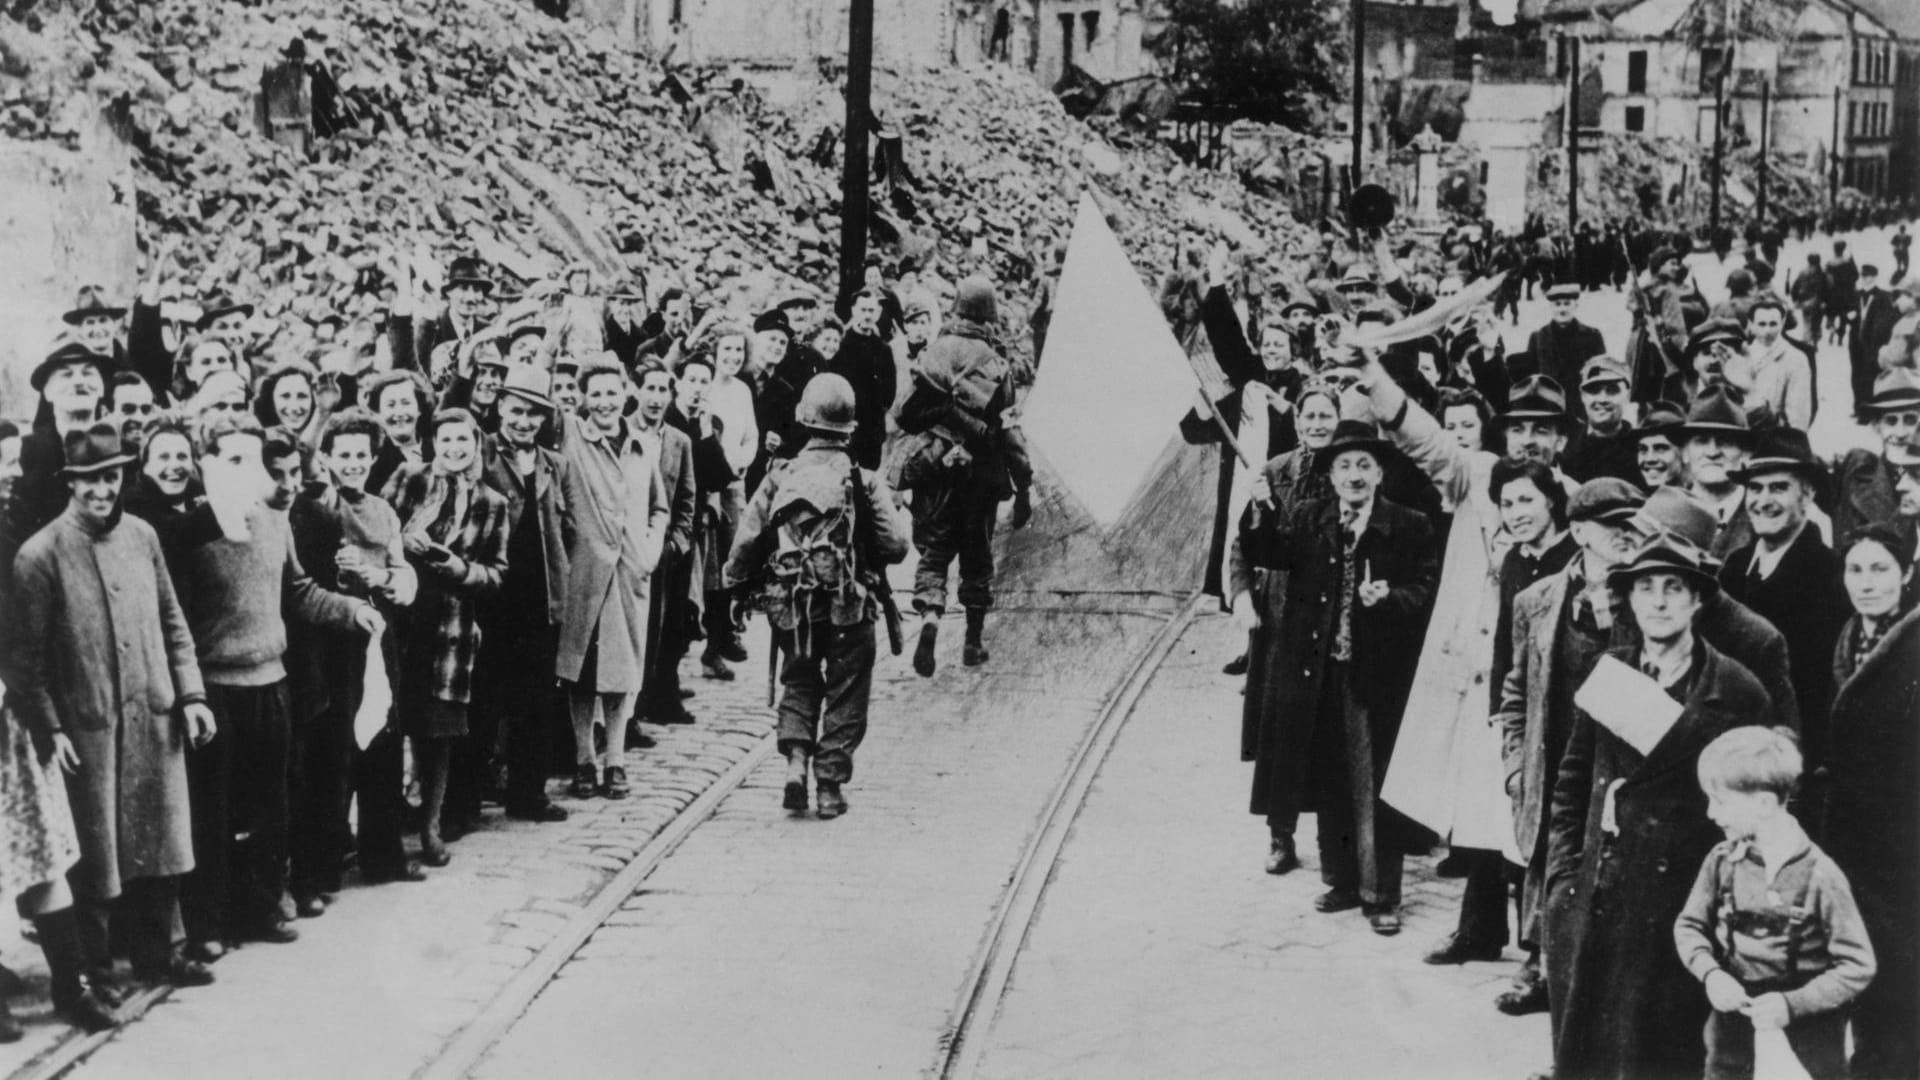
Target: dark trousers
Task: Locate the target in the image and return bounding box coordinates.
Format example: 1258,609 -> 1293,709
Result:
1309,664 -> 1402,907
911,471 -> 1000,615
1455,848 -> 1517,948
1704,1007 -> 1848,1080
290,643 -> 363,900
642,554 -> 692,717
1850,899 -> 1917,1080
486,627 -> 559,811
775,620 -> 875,785
184,682 -> 292,944
352,724 -> 409,876
73,875 -> 178,979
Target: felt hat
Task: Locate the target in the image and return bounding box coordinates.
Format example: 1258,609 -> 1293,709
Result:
196,293 -> 255,329
1335,267 -> 1376,291
30,341 -> 108,393
1730,427 -> 1827,486
1861,368 -> 1920,415
442,256 -> 496,296
61,285 -> 127,325
608,279 -> 647,301
1314,418 -> 1392,472
1631,486 -> 1719,555
1677,385 -> 1753,442
59,421 -> 135,477
1280,298 -> 1320,319
496,364 -> 554,410
1545,283 -> 1581,302
502,323 -> 547,349
1568,477 -> 1645,524
1498,375 -> 1572,426
1607,537 -> 1720,596
1685,318 -> 1746,359
1632,400 -> 1688,442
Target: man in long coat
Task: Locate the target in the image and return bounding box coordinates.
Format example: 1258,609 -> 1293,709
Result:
1241,419 -> 1437,934
1543,539 -> 1770,1080
1525,284 -> 1608,419
12,423 -> 218,991
555,359 -> 668,800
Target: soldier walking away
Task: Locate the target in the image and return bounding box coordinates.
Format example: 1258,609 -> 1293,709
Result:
896,276 -> 1032,676
724,374 -> 909,820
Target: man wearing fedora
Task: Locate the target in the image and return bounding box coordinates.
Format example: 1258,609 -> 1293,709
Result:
1525,284 -> 1608,420
393,255 -> 494,376
196,293 -> 256,364
473,365 -> 574,822
11,343 -> 111,542
1562,356 -> 1641,486
1238,418 -> 1437,935
1718,429 -> 1849,791
1834,368 -> 1920,548
1543,535 -> 1771,1080
1678,385 -> 1758,560
12,422 -> 219,992
62,247 -> 175,402
1850,266 -> 1900,417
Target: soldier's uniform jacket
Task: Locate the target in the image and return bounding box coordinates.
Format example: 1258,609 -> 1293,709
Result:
724,444 -> 910,631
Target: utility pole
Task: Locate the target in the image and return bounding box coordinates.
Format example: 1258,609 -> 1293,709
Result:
1709,46 -> 1727,237
1567,35 -> 1581,240
838,0 -> 875,307
1757,78 -> 1771,224
1351,0 -> 1365,193
1830,85 -> 1841,212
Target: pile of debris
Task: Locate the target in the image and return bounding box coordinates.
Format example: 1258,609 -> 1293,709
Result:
1,0 -> 1326,372
1524,132 -> 1854,232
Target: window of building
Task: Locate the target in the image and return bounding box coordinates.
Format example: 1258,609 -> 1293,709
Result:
1627,50 -> 1647,93
1700,47 -> 1724,93
1058,12 -> 1075,70
1625,105 -> 1646,132
1082,11 -> 1100,49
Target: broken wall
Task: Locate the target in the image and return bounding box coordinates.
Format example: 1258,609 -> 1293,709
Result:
664,0 -> 955,69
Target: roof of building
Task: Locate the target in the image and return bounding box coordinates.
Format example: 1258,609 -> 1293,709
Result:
1538,0 -> 1641,21
1846,0 -> 1920,40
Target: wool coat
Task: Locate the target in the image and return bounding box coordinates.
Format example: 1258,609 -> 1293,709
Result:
1613,589 -> 1802,734
1525,318 -> 1608,414
1376,398 -> 1574,854
1228,446 -> 1326,761
383,463 -> 509,709
1543,639 -> 1770,1080
480,435 -> 574,627
1819,605 -> 1920,1079
1240,495 -> 1437,835
554,414 -> 668,692
11,507 -> 206,897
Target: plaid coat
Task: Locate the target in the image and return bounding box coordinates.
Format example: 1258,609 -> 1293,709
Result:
383,463 -> 508,706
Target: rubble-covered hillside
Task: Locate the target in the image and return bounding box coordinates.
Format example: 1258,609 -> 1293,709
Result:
0,0 -> 1320,372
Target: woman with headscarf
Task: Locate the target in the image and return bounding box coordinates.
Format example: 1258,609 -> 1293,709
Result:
381,409 -> 508,865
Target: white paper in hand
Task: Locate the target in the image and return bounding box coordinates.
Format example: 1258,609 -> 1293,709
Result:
355,629 -> 392,751
1753,1027 -> 1814,1080
1574,655 -> 1684,757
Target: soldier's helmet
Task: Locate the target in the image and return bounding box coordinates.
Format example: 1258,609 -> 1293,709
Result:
796,373 -> 858,436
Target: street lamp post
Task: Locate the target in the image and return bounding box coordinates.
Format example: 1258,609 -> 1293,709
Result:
839,0 -> 875,306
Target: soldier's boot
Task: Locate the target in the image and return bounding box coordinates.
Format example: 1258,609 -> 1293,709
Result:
782,748 -> 811,812
963,608 -> 989,667
912,615 -> 939,678
815,781 -> 847,820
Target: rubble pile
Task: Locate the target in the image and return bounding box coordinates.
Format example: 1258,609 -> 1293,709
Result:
1,0 -> 1323,371
1524,132 -> 1850,232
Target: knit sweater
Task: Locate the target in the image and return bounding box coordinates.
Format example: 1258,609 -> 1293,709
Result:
173,504 -> 364,686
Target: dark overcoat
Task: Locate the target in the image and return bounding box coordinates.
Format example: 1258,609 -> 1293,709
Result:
1543,640 -> 1770,1080
1241,495 -> 1437,831
479,435 -> 574,627
1819,605 -> 1920,1078
1718,529 -> 1849,769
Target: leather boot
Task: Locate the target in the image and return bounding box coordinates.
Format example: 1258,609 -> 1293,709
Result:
912,617 -> 939,678
35,910 -> 118,1034
419,741 -> 452,867
962,609 -> 988,667
782,749 -> 811,812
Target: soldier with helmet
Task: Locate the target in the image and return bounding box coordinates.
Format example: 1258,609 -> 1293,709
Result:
895,276 -> 1033,676
724,374 -> 910,820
